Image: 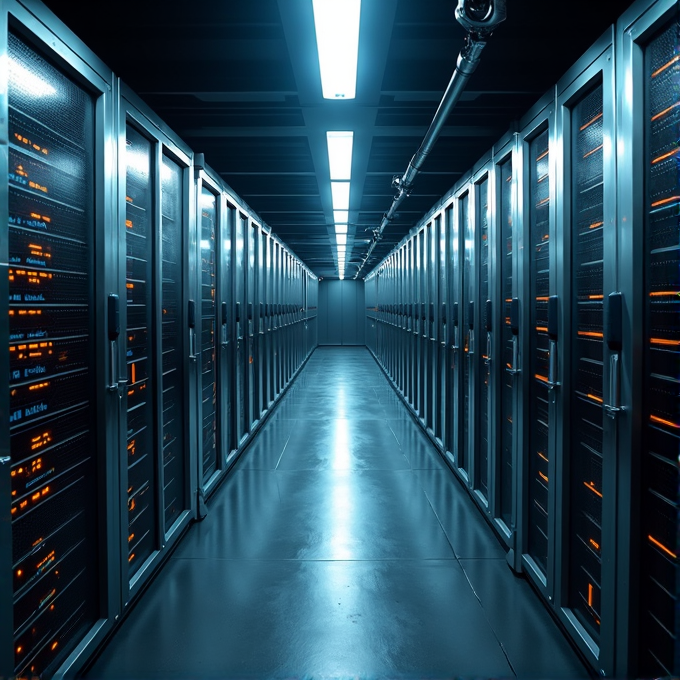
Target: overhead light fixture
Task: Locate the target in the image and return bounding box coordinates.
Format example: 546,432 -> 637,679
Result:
335,224 -> 348,234
331,182 -> 350,211
336,234 -> 347,246
327,131 -> 354,180
334,210 -> 349,224
312,0 -> 361,100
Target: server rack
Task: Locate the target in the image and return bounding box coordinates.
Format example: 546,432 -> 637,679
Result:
435,211 -> 448,449
234,212 -> 247,445
0,2 -> 120,676
116,84 -> 196,603
617,1 -> 679,675
553,28 -> 618,673
517,91 -> 557,596
491,132 -> 519,550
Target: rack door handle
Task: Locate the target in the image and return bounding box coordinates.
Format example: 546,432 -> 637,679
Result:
507,335 -> 521,375
189,328 -> 198,362
547,339 -> 560,389
605,353 -> 622,418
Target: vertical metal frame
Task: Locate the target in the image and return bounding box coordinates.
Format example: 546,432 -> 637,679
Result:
0,1 -> 119,676
553,29 -> 617,673
517,89 -> 557,597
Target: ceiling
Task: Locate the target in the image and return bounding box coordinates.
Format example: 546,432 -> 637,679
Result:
40,0 -> 634,279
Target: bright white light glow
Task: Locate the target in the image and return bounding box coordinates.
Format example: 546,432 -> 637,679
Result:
9,57 -> 56,97
313,0 -> 361,100
335,224 -> 348,234
334,210 -> 349,224
336,234 -> 347,246
200,239 -> 211,250
327,131 -> 354,180
339,273 -> 345,280
331,182 -> 350,211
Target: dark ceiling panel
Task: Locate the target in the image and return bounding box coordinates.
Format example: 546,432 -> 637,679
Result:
40,0 -> 637,278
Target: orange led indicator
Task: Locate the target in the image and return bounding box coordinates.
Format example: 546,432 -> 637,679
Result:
535,374 -> 549,384
651,55 -> 680,78
536,296 -> 549,302
536,150 -> 549,162
583,144 -> 603,159
129,553 -> 135,563
589,538 -> 600,551
650,415 -> 680,429
126,195 -> 133,203
537,197 -> 550,207
649,291 -> 680,298
651,338 -> 680,347
588,583 -> 593,607
589,221 -> 604,229
131,363 -> 136,384
538,451 -> 549,462
535,326 -> 548,333
584,481 -> 603,498
578,331 -> 604,339
648,535 -> 677,559
587,393 -> 604,404
51,641 -> 58,651
651,195 -> 680,207
539,472 -> 549,483
589,295 -> 604,300
126,219 -> 133,228
16,569 -> 23,577
651,101 -> 680,121
652,148 -> 680,165
580,112 -> 603,131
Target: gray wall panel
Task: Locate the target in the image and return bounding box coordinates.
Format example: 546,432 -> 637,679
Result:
319,280 -> 365,345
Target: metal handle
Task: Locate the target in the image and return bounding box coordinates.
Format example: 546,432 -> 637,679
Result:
548,339 -> 560,388
189,328 -> 198,362
0,456 -> 11,465
508,335 -> 521,375
484,331 -> 492,365
222,323 -> 228,347
108,340 -> 118,392
605,352 -> 622,418
452,326 -> 460,351
468,329 -> 475,356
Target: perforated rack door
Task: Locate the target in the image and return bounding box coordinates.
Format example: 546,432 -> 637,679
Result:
639,18 -> 679,677
7,31 -> 99,678
527,128 -> 551,575
200,186 -> 218,484
124,124 -> 157,575
568,83 -> 606,641
499,157 -> 515,528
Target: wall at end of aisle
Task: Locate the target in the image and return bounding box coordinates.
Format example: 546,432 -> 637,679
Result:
318,280 -> 365,346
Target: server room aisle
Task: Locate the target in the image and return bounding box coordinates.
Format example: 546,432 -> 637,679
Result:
84,347 -> 590,679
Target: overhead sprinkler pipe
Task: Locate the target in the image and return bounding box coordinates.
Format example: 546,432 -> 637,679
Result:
355,0 -> 506,278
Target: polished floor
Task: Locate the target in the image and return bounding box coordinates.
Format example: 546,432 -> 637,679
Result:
85,347 -> 591,679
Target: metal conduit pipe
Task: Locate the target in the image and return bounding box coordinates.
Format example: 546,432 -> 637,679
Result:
355,0 -> 506,279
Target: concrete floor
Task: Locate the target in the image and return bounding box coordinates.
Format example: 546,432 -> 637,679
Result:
84,346 -> 591,679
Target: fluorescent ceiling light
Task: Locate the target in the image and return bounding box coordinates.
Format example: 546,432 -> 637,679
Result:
331,182 -> 350,211
327,131 -> 354,180
335,224 -> 348,234
313,0 -> 361,99
336,234 -> 347,246
334,210 -> 348,224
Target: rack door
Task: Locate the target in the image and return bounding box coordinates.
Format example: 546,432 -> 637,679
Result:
4,20 -> 114,678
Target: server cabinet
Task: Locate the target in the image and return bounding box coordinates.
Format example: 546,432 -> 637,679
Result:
518,92 -> 556,594
234,213 -> 247,445
117,86 -> 195,600
471,159 -> 492,502
272,241 -> 281,398
1,4 -> 117,676
265,232 -> 274,409
445,194 -> 462,468
195,164 -> 231,498
425,218 -> 438,434
553,31 -> 618,672
221,198 -> 235,459
617,1 -> 679,675
457,182 -> 472,479
491,133 -> 518,546
245,219 -> 257,429
435,211 -> 448,448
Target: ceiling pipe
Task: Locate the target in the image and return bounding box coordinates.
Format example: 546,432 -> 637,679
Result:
355,0 -> 506,278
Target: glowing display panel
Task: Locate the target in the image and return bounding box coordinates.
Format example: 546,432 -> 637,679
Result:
7,32 -> 98,678
640,21 -> 679,677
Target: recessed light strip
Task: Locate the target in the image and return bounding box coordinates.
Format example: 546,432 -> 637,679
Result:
313,0 -> 361,100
